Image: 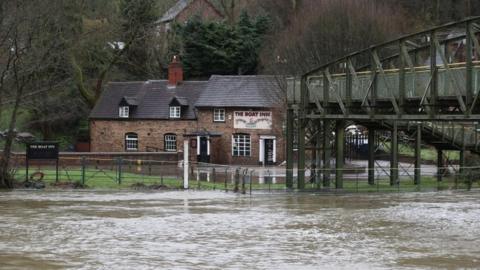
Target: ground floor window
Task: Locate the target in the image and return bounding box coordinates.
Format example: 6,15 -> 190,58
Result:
164,134 -> 177,152
125,133 -> 138,151
232,134 -> 251,156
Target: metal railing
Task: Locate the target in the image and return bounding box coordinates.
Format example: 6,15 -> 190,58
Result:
8,156 -> 479,193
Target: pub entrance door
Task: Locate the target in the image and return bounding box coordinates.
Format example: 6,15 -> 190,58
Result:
198,137 -> 210,163
264,139 -> 275,165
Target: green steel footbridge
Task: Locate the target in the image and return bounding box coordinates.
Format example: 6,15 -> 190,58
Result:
286,16 -> 480,189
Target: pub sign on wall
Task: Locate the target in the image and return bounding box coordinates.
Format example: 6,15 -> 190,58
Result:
234,111 -> 272,129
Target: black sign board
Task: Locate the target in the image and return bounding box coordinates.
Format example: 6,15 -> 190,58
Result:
26,142 -> 59,160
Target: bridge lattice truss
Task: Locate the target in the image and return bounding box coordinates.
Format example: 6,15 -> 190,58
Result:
286,16 -> 480,189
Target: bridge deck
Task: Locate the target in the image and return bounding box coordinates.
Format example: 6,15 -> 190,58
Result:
288,63 -> 480,105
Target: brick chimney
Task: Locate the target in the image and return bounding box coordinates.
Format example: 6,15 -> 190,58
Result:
168,55 -> 183,87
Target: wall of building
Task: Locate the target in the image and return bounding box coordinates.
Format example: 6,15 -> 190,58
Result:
196,107 -> 285,165
176,0 -> 222,23
90,119 -> 197,153
90,107 -> 285,166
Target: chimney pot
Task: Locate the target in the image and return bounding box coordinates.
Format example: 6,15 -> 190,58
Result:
168,55 -> 183,87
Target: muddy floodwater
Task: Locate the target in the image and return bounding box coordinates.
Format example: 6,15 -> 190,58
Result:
0,191 -> 479,270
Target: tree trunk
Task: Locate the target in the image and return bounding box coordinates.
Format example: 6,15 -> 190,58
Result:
0,82 -> 23,189
0,50 -> 25,189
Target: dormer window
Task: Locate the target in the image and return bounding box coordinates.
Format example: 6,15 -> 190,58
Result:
170,106 -> 181,118
169,96 -> 188,119
119,96 -> 138,118
119,106 -> 129,118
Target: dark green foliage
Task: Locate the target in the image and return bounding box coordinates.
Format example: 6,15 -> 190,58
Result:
119,0 -> 159,80
236,11 -> 271,75
176,12 -> 270,78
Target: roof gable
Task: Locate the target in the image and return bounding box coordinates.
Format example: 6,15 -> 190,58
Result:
159,0 -> 223,23
120,96 -> 140,106
169,96 -> 189,106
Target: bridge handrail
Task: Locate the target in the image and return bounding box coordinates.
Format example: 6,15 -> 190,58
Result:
306,61 -> 480,79
304,16 -> 480,77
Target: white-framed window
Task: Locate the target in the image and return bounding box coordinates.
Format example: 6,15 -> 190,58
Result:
125,133 -> 138,151
164,134 -> 177,152
119,106 -> 129,118
232,134 -> 251,157
170,106 -> 181,118
213,108 -> 225,122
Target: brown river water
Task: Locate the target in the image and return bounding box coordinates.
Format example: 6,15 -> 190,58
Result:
0,190 -> 479,270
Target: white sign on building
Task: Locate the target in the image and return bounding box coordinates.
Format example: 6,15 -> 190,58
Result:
234,111 -> 272,129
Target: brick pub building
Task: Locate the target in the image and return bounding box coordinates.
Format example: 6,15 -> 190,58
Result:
89,58 -> 285,165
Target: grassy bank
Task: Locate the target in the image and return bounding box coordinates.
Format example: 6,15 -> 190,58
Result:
11,167 -> 477,192
12,168 -> 287,190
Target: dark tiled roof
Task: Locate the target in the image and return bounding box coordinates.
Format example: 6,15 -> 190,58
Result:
90,75 -> 285,120
90,80 -> 207,120
195,75 -> 284,108
159,0 -> 191,23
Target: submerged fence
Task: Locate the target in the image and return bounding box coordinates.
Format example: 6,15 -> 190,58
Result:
9,156 -> 287,192
8,155 -> 480,193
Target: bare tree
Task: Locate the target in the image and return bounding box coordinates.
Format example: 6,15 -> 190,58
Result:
215,0 -> 252,24
260,0 -> 409,76
218,0 -> 236,24
0,0 -> 67,188
71,0 -> 160,108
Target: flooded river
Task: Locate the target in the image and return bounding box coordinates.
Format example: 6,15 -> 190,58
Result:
0,191 -> 479,269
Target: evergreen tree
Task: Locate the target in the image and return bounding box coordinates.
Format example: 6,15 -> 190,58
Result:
176,11 -> 270,78
235,11 -> 270,74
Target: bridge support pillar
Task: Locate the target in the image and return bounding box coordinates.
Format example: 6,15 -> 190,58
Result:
297,116 -> 305,190
437,149 -> 443,182
335,120 -> 345,189
414,124 -> 422,185
459,149 -> 466,179
390,122 -> 399,186
286,108 -> 294,189
368,128 -> 375,185
315,121 -> 322,189
323,120 -> 331,188
459,126 -> 466,182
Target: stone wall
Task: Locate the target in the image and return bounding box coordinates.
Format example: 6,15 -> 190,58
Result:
11,151 -> 180,167
90,119 -> 198,153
